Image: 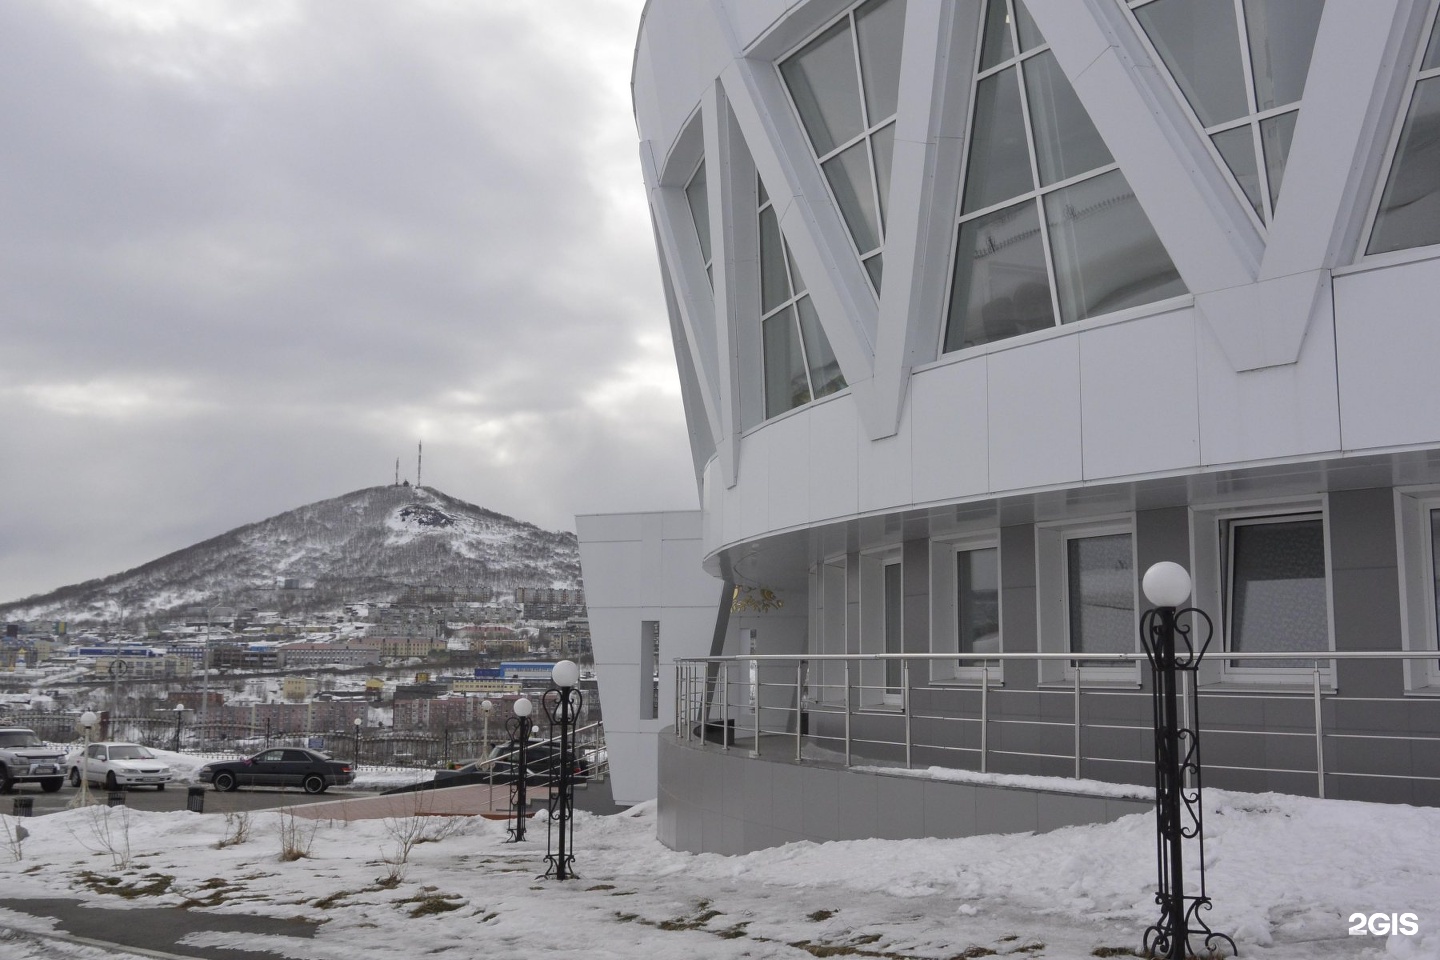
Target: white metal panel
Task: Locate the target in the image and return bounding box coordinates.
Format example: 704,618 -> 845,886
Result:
910,358 -> 989,504
1335,257 -> 1440,451
857,420 -> 914,514
634,1 -> 735,157
986,335 -> 1083,491
1196,281 -> 1342,465
1079,308 -> 1201,479
765,411 -> 812,530
808,397 -> 860,522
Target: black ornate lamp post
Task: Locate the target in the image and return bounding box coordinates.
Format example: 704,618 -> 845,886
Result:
1138,562 -> 1236,959
352,715 -> 363,765
172,703 -> 185,753
505,697 -> 533,843
542,659 -> 583,880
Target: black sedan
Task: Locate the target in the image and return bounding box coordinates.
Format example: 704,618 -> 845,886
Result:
197,748 -> 354,795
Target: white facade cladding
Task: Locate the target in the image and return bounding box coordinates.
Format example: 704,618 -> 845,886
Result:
623,0 -> 1440,847
575,512 -> 730,805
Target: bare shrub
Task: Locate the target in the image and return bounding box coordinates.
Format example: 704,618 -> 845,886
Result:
277,809 -> 318,862
79,805 -> 133,870
215,811 -> 252,849
0,815 -> 26,862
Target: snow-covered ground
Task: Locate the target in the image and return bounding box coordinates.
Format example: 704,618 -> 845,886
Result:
1,776 -> 1438,959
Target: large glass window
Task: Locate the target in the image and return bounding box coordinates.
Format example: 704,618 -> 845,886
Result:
1066,532 -> 1136,665
759,178 -> 847,419
1368,6 -> 1440,255
1224,515 -> 1330,673
1127,0 -> 1324,225
943,0 -> 1184,353
780,0 -> 906,293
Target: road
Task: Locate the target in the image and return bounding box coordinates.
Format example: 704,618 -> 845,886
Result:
2,781 -> 372,817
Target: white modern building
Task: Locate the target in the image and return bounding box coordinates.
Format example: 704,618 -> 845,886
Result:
581,0 -> 1440,852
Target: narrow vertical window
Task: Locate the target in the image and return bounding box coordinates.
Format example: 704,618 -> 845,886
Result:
684,161 -> 713,287
639,620 -> 659,720
884,559 -> 904,695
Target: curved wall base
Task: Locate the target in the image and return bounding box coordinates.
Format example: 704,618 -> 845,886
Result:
657,732 -> 1151,855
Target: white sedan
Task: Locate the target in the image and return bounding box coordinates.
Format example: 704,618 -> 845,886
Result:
69,742 -> 173,791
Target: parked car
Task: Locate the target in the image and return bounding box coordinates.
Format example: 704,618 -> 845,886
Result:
197,748 -> 354,794
0,728 -> 66,793
67,742 -> 173,791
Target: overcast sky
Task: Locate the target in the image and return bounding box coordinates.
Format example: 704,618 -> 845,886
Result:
0,0 -> 697,602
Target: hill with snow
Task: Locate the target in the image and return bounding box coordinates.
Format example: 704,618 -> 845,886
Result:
0,485 -> 580,625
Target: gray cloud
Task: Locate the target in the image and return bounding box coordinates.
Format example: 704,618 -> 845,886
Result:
0,1 -> 694,601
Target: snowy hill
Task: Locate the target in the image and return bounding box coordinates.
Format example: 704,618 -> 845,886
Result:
0,485 -> 580,625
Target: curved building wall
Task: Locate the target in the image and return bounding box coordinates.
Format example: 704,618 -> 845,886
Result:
627,0 -> 1440,826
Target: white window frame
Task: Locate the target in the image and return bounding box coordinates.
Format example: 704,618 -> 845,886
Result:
1395,487 -> 1440,693
929,534 -> 1002,683
859,546 -> 904,707
1191,498 -> 1335,688
1036,516 -> 1140,685
808,555 -> 851,704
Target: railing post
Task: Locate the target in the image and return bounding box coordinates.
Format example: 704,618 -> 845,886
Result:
844,659 -> 852,767
1073,665 -> 1082,780
903,657 -> 912,770
1313,664 -> 1326,799
753,655 -> 762,757
796,660 -> 805,762
721,662 -> 730,751
980,664 -> 989,774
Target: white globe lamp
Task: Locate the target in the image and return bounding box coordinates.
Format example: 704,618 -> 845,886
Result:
1143,561 -> 1192,609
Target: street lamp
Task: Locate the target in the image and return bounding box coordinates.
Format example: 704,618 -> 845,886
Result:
352,716 -> 363,766
542,659 -> 583,880
172,703 -> 185,753
480,699 -> 495,802
505,697 -> 533,842
73,711 -> 99,808
1138,562 -> 1235,960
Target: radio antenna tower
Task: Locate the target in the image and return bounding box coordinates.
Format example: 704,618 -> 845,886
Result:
417,442 -> 423,489
395,458 -> 400,486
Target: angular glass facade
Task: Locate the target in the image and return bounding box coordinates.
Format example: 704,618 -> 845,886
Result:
944,0 -> 1184,353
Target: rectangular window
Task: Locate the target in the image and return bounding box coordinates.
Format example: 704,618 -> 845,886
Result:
860,547 -> 903,706
1393,489 -> 1440,691
1066,531 -> 1136,666
930,537 -> 1000,682
1225,515 -> 1329,671
1036,517 -> 1139,683
884,558 -> 903,695
639,620 -> 659,721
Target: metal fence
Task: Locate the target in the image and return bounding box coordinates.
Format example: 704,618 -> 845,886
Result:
675,650 -> 1440,800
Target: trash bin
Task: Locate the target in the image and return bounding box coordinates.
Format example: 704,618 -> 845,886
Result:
186,786 -> 205,813
11,796 -> 33,817
106,791 -> 126,807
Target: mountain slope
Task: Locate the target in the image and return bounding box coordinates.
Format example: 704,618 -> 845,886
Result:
0,486 -> 580,625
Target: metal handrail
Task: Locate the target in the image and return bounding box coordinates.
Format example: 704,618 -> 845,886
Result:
674,650 -> 1440,800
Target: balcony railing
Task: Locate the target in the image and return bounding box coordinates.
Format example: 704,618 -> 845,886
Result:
674,651 -> 1440,800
